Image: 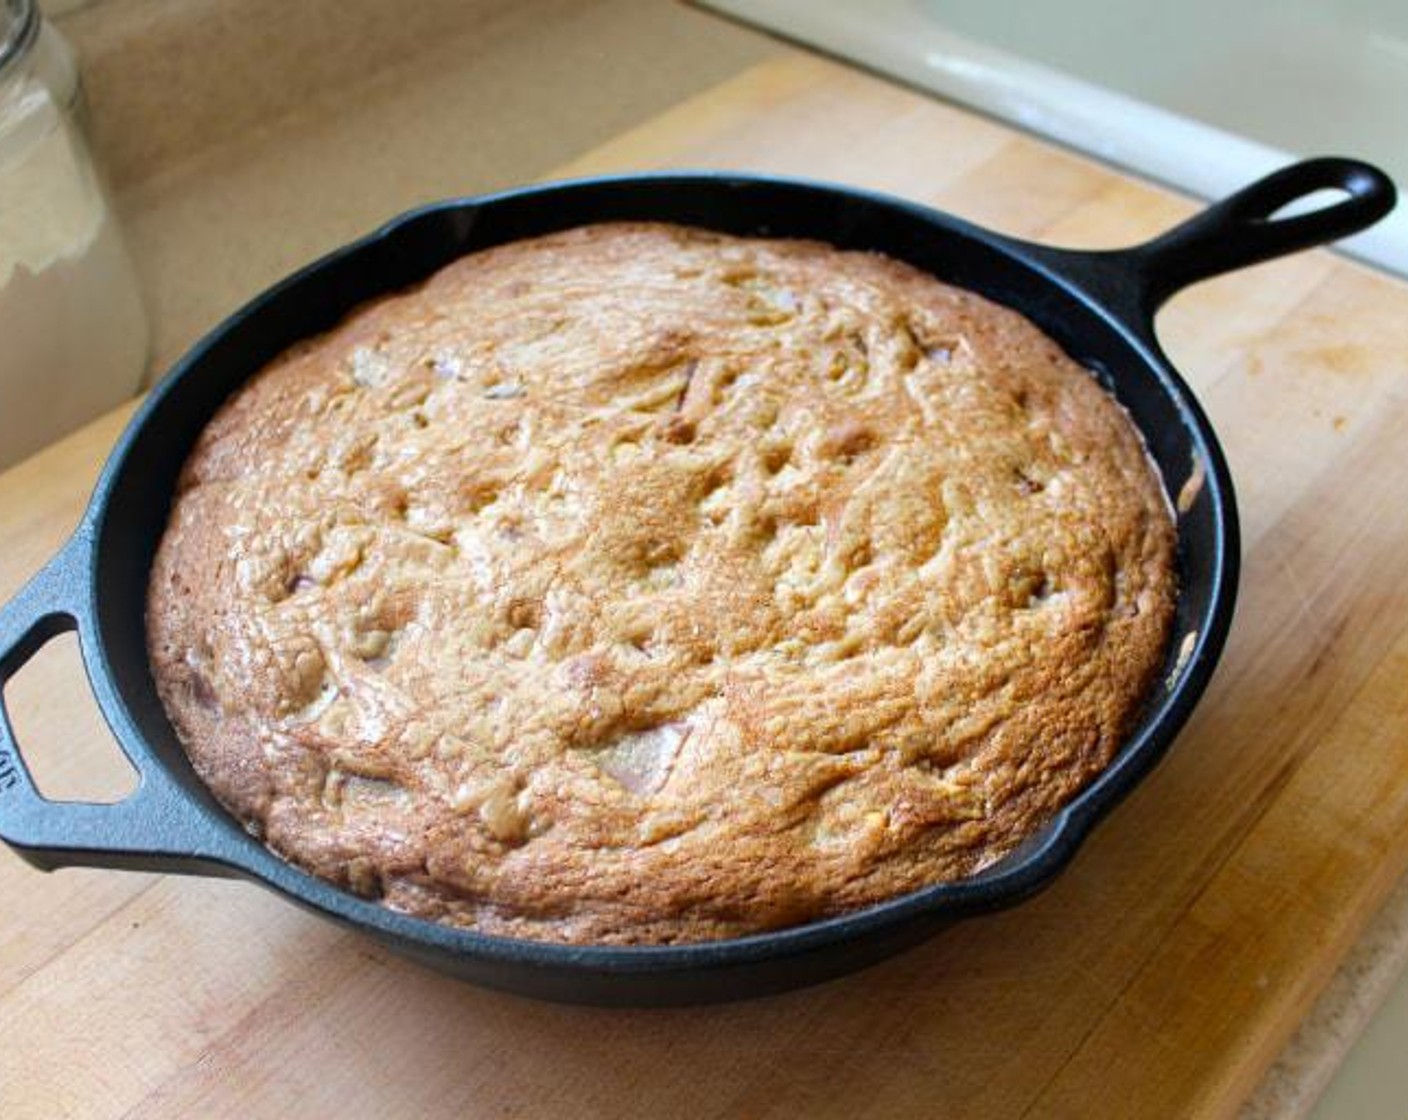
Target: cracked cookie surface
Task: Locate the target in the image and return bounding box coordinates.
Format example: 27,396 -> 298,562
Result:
147,222 -> 1175,944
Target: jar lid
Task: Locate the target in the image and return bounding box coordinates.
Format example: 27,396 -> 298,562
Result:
0,0 -> 38,81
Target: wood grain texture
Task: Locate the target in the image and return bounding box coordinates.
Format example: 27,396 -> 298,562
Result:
3,52 -> 1408,1119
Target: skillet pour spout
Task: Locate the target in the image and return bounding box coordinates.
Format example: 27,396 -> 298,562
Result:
0,158 -> 1394,1005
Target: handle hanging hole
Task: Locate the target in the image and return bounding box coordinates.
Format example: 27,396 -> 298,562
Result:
1265,187 -> 1354,223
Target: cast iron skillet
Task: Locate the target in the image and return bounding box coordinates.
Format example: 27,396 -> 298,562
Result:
0,159 -> 1395,1005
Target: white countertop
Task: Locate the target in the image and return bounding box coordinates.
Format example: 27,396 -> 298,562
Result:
701,0 -> 1408,277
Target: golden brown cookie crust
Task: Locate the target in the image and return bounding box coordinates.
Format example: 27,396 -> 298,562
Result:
147,222 -> 1175,944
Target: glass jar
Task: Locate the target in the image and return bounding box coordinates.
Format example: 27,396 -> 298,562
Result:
0,0 -> 148,470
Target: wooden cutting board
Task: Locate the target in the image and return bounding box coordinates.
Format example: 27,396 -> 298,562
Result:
4,52 -> 1408,1119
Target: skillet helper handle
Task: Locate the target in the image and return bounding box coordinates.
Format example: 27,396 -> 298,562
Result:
0,538 -> 212,874
1129,157 -> 1396,308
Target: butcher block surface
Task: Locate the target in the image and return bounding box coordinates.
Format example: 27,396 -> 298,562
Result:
3,52 -> 1408,1119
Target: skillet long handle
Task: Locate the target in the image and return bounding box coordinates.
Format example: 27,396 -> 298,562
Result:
0,537 -> 224,875
1127,157 -> 1395,307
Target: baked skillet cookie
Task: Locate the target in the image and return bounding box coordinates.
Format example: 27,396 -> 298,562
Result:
147,222 -> 1176,945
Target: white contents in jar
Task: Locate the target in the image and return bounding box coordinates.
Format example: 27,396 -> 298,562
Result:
0,75 -> 146,470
